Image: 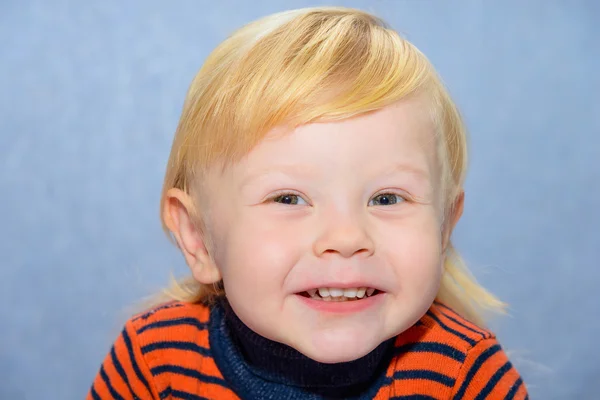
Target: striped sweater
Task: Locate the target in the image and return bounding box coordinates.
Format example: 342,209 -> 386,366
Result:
88,300 -> 528,399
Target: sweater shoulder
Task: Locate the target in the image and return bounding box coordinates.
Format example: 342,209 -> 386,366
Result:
127,301 -> 231,397
130,300 -> 212,337
416,301 -> 495,351
383,302 -> 497,398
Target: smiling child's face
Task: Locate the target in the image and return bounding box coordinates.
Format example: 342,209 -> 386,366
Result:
199,98 -> 451,363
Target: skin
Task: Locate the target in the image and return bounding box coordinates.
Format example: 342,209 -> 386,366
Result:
164,98 -> 464,363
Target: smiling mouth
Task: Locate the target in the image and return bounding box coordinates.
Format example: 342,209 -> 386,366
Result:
298,287 -> 382,302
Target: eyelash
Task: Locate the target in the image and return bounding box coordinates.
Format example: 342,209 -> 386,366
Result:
369,192 -> 406,206
267,191 -> 408,206
269,191 -> 308,206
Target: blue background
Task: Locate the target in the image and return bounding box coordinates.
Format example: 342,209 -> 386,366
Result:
1,1 -> 598,398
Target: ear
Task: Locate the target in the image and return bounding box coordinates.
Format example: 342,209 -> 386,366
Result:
162,188 -> 221,285
442,191 -> 465,251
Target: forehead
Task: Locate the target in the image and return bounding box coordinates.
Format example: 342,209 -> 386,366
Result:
237,98 -> 437,174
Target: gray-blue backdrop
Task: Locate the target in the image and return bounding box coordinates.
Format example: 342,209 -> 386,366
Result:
1,1 -> 598,399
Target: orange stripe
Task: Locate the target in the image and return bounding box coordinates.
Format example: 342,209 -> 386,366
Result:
490,364 -> 525,398
372,382 -> 393,400
124,323 -> 160,398
196,384 -> 239,399
395,319 -> 468,353
434,302 -> 491,337
140,327 -> 210,349
199,356 -> 226,378
394,350 -> 462,373
428,306 -> 488,344
132,303 -> 213,397
452,338 -> 514,399
156,370 -> 226,393
467,350 -> 508,394
90,372 -> 112,399
103,349 -> 133,399
169,379 -> 238,399
133,302 -> 210,328
142,343 -> 210,368
389,377 -> 452,397
432,304 -> 491,339
515,381 -> 528,399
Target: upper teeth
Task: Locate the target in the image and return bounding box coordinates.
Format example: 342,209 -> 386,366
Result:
307,287 -> 376,299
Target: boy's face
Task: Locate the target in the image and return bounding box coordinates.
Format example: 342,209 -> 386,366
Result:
204,99 -> 447,363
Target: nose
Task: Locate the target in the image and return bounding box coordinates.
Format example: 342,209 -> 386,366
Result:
313,212 -> 375,258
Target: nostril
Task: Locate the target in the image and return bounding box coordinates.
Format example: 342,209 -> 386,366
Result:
320,248 -> 372,258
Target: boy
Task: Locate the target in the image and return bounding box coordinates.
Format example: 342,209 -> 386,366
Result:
89,7 -> 527,399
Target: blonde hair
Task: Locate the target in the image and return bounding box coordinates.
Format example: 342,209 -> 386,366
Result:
158,7 -> 505,326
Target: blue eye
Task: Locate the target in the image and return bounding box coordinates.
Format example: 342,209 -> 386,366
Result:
369,193 -> 404,206
272,194 -> 307,205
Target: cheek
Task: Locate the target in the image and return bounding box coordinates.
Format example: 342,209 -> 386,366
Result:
213,213 -> 306,295
380,215 -> 443,286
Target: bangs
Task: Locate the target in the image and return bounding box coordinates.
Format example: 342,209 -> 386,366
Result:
174,8 -> 434,175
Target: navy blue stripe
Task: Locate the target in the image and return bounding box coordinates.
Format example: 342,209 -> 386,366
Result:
161,386 -> 208,400
110,346 -> 138,399
159,386 -> 170,399
151,364 -> 228,388
437,309 -> 487,339
433,301 -> 459,314
506,377 -> 524,399
122,328 -> 153,397
394,341 -> 466,363
137,317 -> 208,335
90,385 -> 101,400
141,341 -> 211,357
426,311 -> 476,346
475,361 -> 512,400
453,344 -> 501,400
390,396 -> 438,400
170,389 -> 211,400
434,301 -> 489,339
392,369 -> 455,388
100,365 -> 125,400
135,302 -> 184,321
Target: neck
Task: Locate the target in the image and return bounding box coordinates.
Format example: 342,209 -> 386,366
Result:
221,298 -> 394,396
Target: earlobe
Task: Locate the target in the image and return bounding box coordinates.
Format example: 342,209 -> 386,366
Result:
163,188 -> 222,284
451,191 -> 465,227
190,253 -> 222,285
442,191 -> 465,251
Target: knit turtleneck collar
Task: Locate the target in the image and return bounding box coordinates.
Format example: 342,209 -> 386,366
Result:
209,298 -> 395,399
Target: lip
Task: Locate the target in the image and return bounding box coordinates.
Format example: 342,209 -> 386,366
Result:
295,292 -> 385,314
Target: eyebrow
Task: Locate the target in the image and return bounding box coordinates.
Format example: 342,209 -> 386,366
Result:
239,164 -> 320,188
240,162 -> 430,189
381,162 -> 431,181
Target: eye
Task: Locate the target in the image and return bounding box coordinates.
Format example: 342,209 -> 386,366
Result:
271,193 -> 308,205
369,193 -> 404,206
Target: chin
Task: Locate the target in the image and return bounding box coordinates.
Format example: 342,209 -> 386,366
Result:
295,333 -> 384,364
308,351 -> 371,364
303,345 -> 378,364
